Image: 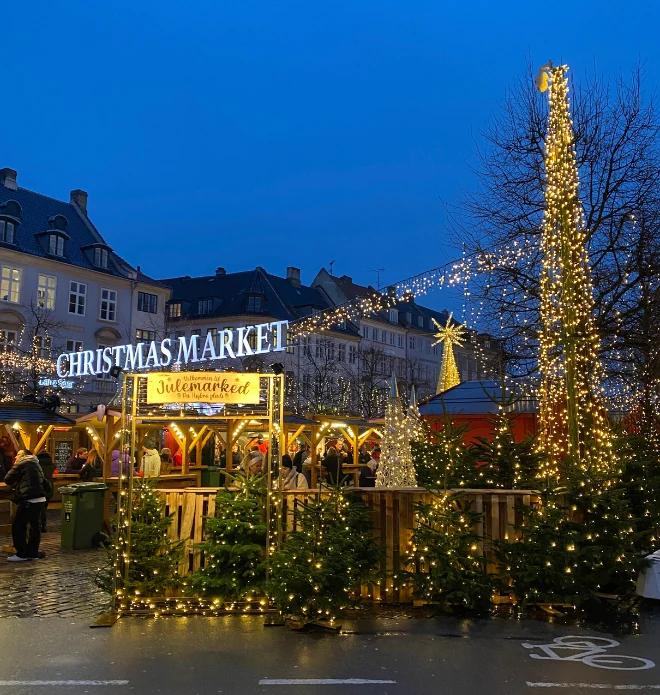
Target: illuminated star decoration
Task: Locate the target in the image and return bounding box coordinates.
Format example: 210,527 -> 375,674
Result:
432,313 -> 466,394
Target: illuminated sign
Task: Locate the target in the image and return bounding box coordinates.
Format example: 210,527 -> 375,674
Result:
146,371 -> 261,405
56,320 -> 288,378
38,376 -> 75,390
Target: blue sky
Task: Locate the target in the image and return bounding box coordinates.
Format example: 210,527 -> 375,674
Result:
3,1 -> 659,313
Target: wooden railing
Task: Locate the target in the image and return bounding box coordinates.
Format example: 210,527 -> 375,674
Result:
157,487 -> 538,603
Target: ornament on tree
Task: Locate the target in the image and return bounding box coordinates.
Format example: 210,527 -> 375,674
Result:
432,313 -> 466,394
535,64 -> 617,481
376,375 -> 417,488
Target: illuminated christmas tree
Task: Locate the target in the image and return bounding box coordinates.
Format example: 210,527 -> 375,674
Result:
535,64 -> 617,481
432,314 -> 466,394
376,375 -> 417,488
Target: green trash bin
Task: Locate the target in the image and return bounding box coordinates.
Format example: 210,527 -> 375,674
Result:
201,466 -> 222,487
60,482 -> 108,550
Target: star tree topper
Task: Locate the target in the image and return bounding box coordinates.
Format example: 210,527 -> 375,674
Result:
432,313 -> 466,393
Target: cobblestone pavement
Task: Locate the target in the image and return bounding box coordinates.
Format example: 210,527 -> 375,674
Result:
0,512 -> 110,618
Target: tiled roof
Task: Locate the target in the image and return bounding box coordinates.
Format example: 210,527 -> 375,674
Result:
0,185 -> 138,280
419,380 -> 538,415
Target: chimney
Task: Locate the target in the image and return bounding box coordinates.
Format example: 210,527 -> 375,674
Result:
70,189 -> 88,214
0,168 -> 17,190
215,267 -> 226,276
287,266 -> 301,287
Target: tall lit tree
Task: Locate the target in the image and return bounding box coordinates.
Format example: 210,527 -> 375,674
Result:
536,64 -> 617,481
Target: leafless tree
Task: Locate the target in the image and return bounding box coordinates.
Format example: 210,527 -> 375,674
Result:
459,66 -> 660,413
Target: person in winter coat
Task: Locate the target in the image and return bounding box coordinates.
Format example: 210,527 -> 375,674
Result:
36,451 -> 55,532
322,446 -> 342,486
4,449 -> 49,561
278,454 -> 309,490
64,447 -> 87,473
79,449 -> 102,481
141,446 -> 161,478
159,448 -> 173,474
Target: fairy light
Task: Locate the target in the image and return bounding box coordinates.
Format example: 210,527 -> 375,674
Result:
535,64 -> 617,482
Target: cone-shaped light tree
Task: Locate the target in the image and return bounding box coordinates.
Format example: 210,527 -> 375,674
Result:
536,64 -> 617,482
432,313 -> 466,394
376,375 -> 417,488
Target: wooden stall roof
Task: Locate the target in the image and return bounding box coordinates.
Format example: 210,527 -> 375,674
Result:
315,414 -> 369,427
0,402 -> 75,426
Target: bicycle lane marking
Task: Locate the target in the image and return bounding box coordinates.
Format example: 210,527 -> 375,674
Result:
521,636 -> 656,672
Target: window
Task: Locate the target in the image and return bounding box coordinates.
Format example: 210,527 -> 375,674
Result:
409,336 -> 416,350
37,274 -> 57,310
0,219 -> 15,244
389,309 -> 398,324
417,316 -> 424,328
327,342 -> 335,361
348,345 -> 357,364
93,247 -> 108,268
68,281 -> 86,315
381,330 -> 387,343
301,336 -> 311,356
137,291 -> 158,314
338,343 -> 346,362
397,334 -> 403,348
361,325 -> 368,338
246,294 -> 262,313
48,234 -> 65,257
0,330 -> 17,352
33,335 -> 52,358
302,373 -> 311,397
168,303 -> 182,318
389,332 -> 395,345
286,333 -> 295,354
197,298 -> 213,315
136,329 -> 156,342
99,288 -> 117,321
0,265 -> 21,303
66,339 -> 83,353
372,328 -> 378,341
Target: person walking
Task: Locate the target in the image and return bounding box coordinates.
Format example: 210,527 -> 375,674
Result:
4,449 -> 49,561
36,451 -> 55,532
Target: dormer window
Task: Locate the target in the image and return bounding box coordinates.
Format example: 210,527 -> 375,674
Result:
388,309 -> 398,324
94,247 -> 108,269
0,219 -> 15,244
48,233 -> 65,257
198,298 -> 213,315
417,316 -> 424,328
246,294 -> 263,312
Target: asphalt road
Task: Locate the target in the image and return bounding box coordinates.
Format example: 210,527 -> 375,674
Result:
0,610 -> 659,694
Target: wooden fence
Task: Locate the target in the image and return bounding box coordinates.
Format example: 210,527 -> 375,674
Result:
157,487 -> 538,604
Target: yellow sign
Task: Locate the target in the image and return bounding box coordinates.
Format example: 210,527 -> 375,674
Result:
146,371 -> 261,405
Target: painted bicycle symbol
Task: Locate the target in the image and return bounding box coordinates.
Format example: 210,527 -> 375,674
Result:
522,635 -> 655,671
